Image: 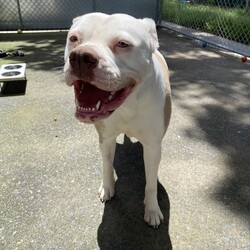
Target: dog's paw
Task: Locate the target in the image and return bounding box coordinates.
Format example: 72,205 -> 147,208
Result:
144,207 -> 164,228
98,183 -> 115,202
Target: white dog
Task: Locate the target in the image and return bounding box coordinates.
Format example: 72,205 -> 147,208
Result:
64,13 -> 171,227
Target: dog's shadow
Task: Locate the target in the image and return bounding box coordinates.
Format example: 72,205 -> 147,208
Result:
97,135 -> 172,250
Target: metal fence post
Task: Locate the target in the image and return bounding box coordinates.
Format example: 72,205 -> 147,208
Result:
16,0 -> 24,29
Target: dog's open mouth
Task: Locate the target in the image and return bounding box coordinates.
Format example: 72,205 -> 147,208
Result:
74,80 -> 134,123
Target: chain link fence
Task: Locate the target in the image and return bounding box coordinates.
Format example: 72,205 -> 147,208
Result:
0,0 -> 249,57
162,0 -> 250,57
0,0 -> 161,31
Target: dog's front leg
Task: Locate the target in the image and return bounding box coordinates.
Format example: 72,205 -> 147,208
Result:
143,144 -> 164,228
98,137 -> 116,202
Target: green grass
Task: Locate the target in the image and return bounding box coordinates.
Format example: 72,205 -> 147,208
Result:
162,0 -> 250,45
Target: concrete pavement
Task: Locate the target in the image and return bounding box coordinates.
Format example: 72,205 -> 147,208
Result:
0,29 -> 249,249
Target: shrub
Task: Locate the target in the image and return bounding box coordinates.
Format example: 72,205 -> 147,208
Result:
162,0 -> 250,44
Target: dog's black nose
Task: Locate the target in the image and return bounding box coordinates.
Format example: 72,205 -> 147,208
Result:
82,53 -> 98,68
69,51 -> 98,71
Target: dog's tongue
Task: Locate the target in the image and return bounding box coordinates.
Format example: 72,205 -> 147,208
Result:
74,80 -> 110,106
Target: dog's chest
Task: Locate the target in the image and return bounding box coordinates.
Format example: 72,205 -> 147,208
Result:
101,103 -> 141,138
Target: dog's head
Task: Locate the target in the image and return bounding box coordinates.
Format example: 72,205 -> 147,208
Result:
64,13 -> 159,123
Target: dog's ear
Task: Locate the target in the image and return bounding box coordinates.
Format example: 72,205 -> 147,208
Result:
72,16 -> 81,24
140,18 -> 159,52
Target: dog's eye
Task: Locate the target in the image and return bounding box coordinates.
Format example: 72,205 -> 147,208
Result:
116,41 -> 130,48
69,35 -> 78,43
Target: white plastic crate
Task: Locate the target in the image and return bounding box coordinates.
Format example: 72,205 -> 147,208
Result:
0,63 -> 27,95
0,63 -> 26,81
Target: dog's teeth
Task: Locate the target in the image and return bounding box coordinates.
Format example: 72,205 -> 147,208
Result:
80,84 -> 84,94
79,106 -> 96,112
96,101 -> 101,110
108,91 -> 115,100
